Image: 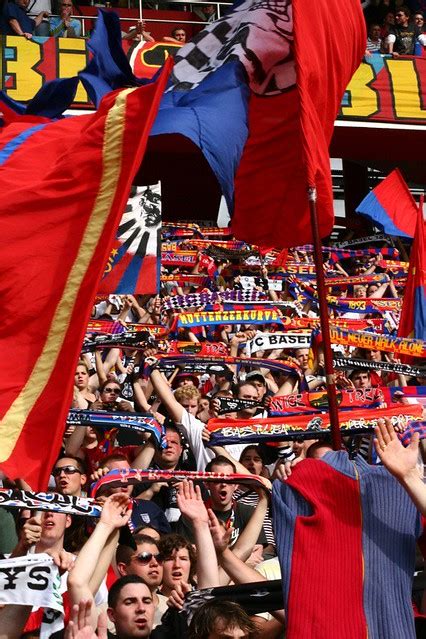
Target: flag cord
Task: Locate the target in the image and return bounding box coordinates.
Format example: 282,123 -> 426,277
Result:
307,186 -> 342,450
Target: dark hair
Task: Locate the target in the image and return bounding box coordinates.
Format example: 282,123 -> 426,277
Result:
108,575 -> 150,608
116,536 -> 160,568
98,453 -> 129,469
133,533 -> 160,547
54,454 -> 87,475
164,423 -> 182,437
398,5 -> 411,18
188,600 -> 257,639
171,26 -> 185,36
158,533 -> 197,581
205,454 -> 236,474
349,368 -> 371,379
235,380 -> 258,396
100,379 -> 122,393
239,445 -> 266,466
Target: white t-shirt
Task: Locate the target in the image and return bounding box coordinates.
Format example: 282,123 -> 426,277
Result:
27,0 -> 51,16
177,409 -> 246,471
254,557 -> 282,621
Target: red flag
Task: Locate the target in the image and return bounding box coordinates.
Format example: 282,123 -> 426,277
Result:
232,0 -> 366,248
355,169 -> 417,238
398,198 -> 426,347
0,61 -> 171,489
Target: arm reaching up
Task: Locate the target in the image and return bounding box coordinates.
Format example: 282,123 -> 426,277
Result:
67,493 -> 131,629
176,481 -> 220,589
374,418 -> 426,515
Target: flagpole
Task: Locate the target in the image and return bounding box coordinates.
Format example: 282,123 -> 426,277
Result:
307,187 -> 342,450
138,0 -> 143,26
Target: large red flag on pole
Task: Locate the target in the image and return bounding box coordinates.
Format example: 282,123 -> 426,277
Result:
0,61 -> 171,489
232,0 -> 366,248
398,197 -> 426,346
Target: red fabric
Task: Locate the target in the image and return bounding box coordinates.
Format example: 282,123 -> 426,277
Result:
0,61 -> 172,490
232,0 -> 366,248
373,169 -> 417,237
398,201 -> 426,354
285,459 -> 367,638
23,591 -> 71,634
106,564 -> 118,589
99,251 -> 160,295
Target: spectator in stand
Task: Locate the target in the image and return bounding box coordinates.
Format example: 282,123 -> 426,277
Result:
188,600 -> 257,639
50,0 -> 80,37
381,10 -> 395,45
348,368 -> 373,389
108,576 -> 155,639
52,455 -> 88,497
158,533 -> 197,597
386,5 -> 426,55
415,11 -> 426,30
122,19 -> 155,42
90,379 -> 135,412
163,26 -> 187,44
73,360 -> 97,409
93,454 -> 172,534
193,3 -> 216,23
26,0 -> 51,35
0,0 -> 49,37
116,533 -> 168,628
176,456 -> 268,549
365,23 -> 383,54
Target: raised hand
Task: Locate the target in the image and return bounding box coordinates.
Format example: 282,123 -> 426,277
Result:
99,493 -> 131,529
46,549 -> 75,574
374,418 -> 421,482
65,601 -> 107,639
176,480 -> 208,524
166,581 -> 192,610
207,509 -> 231,554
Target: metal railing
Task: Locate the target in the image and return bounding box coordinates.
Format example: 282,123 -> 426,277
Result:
68,0 -> 232,37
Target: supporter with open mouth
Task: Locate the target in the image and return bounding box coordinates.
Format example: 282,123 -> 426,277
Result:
158,533 -> 196,598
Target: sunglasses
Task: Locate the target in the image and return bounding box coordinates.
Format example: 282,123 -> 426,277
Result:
133,552 -> 164,564
52,465 -> 82,476
103,387 -> 120,394
396,13 -> 405,17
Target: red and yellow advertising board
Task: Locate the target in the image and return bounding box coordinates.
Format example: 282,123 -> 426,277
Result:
1,38 -> 425,123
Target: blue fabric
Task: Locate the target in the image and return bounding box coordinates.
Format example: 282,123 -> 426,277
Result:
415,284 -> 426,341
151,61 -> 249,213
76,9 -> 250,210
272,478 -> 313,607
355,455 -> 419,639
0,123 -> 47,166
0,75 -> 78,119
356,190 -> 413,238
131,499 -> 171,534
273,452 -> 420,639
79,9 -> 147,107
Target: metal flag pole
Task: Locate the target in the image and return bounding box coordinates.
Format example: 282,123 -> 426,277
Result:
308,186 -> 342,450
138,0 -> 143,28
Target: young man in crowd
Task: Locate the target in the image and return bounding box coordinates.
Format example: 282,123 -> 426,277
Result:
116,533 -> 168,627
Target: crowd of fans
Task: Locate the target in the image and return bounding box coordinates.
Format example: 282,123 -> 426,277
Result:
0,218 -> 424,638
0,1 -> 425,638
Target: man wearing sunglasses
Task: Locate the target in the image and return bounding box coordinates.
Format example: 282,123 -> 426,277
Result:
90,380 -> 135,413
116,533 -> 168,628
52,455 -> 87,497
386,5 -> 426,55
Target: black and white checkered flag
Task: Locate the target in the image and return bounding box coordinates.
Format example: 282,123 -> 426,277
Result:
161,288 -> 268,311
170,0 -> 295,96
